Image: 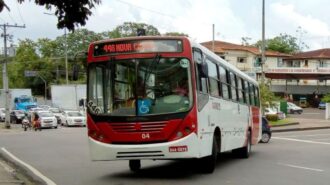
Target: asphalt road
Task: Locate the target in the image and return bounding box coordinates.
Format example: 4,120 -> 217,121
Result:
289,107 -> 325,119
1,126 -> 330,185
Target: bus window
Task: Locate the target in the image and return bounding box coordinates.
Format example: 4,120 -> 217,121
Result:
206,59 -> 220,97
194,50 -> 208,94
250,84 -> 256,106
230,72 -> 238,101
255,87 -> 260,107
237,77 -> 244,103
88,66 -> 105,114
219,65 -> 229,99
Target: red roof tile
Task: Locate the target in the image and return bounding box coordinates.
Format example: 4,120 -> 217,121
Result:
200,40 -> 291,57
286,48 -> 330,60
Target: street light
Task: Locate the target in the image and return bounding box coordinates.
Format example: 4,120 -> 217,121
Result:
44,12 -> 69,84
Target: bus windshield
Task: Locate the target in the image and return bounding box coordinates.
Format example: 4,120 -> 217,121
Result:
88,57 -> 193,116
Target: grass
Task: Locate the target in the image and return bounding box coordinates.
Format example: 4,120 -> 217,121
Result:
269,118 -> 295,127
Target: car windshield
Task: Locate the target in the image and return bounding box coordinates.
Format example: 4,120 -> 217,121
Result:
20,98 -> 32,102
39,112 -> 54,117
88,57 -> 193,116
68,112 -> 83,117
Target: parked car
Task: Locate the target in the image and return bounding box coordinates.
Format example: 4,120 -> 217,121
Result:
35,111 -> 58,129
319,102 -> 326,109
48,108 -> 62,124
264,107 -> 286,120
60,110 -> 86,127
287,102 -> 303,114
39,105 -> 51,110
260,117 -> 272,143
10,110 -> 26,124
0,108 -> 5,121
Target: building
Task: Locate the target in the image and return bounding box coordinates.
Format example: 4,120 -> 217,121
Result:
201,40 -> 290,79
201,41 -> 330,107
265,48 -> 330,106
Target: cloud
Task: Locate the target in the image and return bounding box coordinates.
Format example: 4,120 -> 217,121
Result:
271,2 -> 330,36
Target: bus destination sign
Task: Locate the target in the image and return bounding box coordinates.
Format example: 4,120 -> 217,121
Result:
93,40 -> 183,56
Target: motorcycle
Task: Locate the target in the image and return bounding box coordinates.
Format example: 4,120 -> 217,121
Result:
22,116 -> 31,131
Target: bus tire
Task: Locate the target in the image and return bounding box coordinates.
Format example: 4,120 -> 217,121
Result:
200,135 -> 217,174
233,131 -> 251,158
129,160 -> 141,172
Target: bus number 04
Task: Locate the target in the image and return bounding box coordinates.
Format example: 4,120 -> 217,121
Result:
142,133 -> 150,139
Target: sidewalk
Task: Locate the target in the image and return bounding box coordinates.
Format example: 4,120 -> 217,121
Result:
271,117 -> 330,132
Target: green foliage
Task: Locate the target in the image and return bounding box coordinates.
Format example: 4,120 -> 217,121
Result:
108,22 -> 160,38
254,33 -> 308,54
164,32 -> 189,37
321,93 -> 330,103
259,82 -> 279,108
265,114 -> 279,121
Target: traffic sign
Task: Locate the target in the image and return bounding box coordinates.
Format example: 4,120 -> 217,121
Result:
24,70 -> 38,77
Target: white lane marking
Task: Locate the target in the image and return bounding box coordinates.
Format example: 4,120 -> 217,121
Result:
1,147 -> 57,185
303,113 -> 321,115
272,137 -> 330,145
276,133 -> 330,138
278,163 -> 324,172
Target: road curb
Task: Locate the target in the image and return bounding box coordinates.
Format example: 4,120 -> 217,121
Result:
272,126 -> 330,132
0,148 -> 48,185
271,122 -> 299,127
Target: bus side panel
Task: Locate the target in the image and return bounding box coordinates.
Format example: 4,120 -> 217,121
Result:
251,106 -> 261,145
218,100 -> 249,152
197,97 -> 251,156
196,95 -> 213,158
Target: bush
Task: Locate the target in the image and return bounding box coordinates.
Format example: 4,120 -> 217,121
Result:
266,114 -> 279,121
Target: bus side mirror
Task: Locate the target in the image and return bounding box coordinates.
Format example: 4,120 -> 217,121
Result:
72,64 -> 79,81
198,62 -> 208,78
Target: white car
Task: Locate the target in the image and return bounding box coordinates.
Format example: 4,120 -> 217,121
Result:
48,108 -> 62,124
287,102 -> 303,114
36,111 -> 58,129
0,108 -> 5,121
265,107 -> 286,120
60,111 -> 86,127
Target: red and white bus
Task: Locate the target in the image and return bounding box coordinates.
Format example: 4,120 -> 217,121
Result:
86,36 -> 261,173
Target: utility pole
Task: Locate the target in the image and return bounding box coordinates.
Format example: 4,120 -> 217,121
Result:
261,0 -> 266,83
64,28 -> 68,84
1,23 -> 25,129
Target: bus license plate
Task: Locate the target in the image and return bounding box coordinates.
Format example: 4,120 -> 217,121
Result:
169,146 -> 188,152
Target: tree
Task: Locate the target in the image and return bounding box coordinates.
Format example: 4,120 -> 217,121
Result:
259,82 -> 279,109
1,0 -> 101,31
164,32 -> 189,37
108,22 -> 160,38
254,33 -> 308,54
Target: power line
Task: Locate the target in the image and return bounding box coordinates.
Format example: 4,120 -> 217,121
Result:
16,1 -> 26,25
7,12 -> 17,24
115,0 -> 176,19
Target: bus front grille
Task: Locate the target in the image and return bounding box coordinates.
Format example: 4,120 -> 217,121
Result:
116,151 -> 164,158
110,121 -> 167,133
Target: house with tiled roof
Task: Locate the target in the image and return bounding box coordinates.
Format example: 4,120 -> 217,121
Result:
265,48 -> 330,106
201,40 -> 291,79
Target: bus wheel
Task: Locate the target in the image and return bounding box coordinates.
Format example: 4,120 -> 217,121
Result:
129,160 -> 141,172
233,131 -> 251,158
200,136 -> 217,173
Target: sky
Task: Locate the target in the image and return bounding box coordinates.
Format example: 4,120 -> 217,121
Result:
1,0 -> 330,51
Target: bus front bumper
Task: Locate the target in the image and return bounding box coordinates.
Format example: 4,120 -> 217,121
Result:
88,133 -> 200,161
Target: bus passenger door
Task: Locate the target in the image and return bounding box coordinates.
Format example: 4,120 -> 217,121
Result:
193,49 -> 214,158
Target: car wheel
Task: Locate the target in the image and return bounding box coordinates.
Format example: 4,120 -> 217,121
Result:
260,133 -> 270,143
298,110 -> 302,114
